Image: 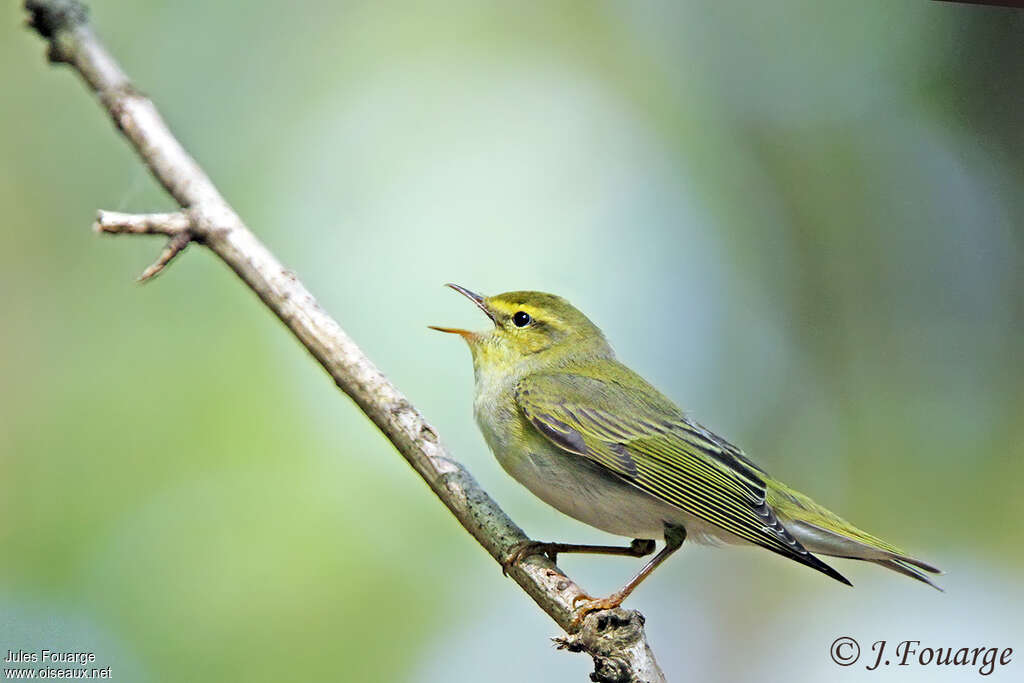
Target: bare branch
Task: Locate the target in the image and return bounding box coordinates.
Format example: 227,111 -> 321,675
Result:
24,2 -> 666,680
136,231 -> 191,282
93,210 -> 190,236
93,211 -> 193,280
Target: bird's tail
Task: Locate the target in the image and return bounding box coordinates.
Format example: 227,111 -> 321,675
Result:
767,481 -> 943,591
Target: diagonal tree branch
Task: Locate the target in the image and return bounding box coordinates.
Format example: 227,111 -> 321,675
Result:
24,1 -> 666,681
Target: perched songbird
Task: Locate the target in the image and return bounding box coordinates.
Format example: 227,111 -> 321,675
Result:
431,285 -> 941,625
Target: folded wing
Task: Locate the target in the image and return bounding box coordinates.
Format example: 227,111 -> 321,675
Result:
515,369 -> 851,585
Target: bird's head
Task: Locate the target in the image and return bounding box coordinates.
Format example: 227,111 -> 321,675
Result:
430,284 -> 613,375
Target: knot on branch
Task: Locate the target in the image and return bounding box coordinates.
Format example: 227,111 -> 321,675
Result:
555,609 -> 663,683
25,0 -> 89,39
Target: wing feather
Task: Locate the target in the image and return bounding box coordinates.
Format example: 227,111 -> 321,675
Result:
515,371 -> 850,585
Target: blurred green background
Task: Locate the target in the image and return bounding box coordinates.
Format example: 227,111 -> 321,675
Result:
3,1 -> 1023,681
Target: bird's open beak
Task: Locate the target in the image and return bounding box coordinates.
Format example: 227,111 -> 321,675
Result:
428,283 -> 497,338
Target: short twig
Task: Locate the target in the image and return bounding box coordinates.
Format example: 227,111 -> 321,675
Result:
93,210 -> 191,236
93,210 -> 194,281
137,231 -> 191,282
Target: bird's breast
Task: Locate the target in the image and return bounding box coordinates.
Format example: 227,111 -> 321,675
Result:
471,377 -> 675,540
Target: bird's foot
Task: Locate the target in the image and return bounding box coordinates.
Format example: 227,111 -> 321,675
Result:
501,540 -> 559,576
570,591 -> 626,630
627,538 -> 656,556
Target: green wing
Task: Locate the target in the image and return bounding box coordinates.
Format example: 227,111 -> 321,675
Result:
515,367 -> 850,585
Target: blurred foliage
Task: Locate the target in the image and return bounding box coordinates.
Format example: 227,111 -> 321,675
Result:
2,1 -> 1022,681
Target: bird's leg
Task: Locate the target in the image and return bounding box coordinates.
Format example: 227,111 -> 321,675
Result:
570,523 -> 687,629
501,538 -> 656,576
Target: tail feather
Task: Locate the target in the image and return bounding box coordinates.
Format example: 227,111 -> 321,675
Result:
872,558 -> 944,591
887,554 -> 942,575
768,482 -> 942,590
786,519 -> 944,590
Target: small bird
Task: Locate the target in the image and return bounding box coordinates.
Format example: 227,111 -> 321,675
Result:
431,285 -> 941,625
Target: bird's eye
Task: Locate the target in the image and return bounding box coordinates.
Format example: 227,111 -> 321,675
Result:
512,311 -> 532,328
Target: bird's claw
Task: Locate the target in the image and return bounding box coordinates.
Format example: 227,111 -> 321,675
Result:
501,540 -> 557,576
569,592 -> 625,630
